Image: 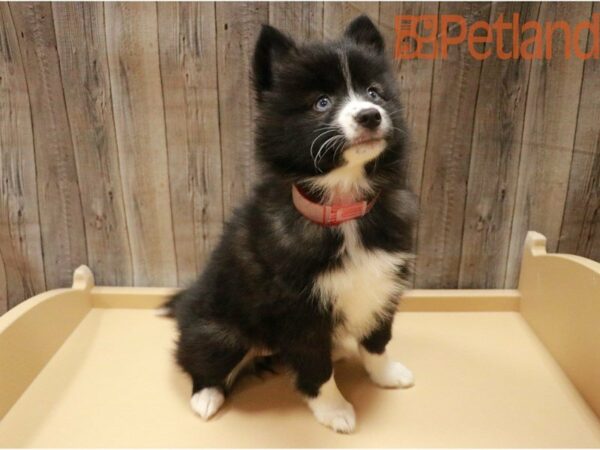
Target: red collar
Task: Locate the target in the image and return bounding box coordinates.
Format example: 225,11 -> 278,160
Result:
292,184 -> 378,227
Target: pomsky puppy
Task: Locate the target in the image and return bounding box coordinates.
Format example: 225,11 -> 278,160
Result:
163,15 -> 417,433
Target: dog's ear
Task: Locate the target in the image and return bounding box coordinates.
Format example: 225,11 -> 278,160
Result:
253,25 -> 296,94
344,15 -> 384,54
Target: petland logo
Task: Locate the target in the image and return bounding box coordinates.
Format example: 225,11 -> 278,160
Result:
395,13 -> 600,60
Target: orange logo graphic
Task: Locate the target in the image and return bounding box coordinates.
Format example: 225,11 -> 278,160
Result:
395,13 -> 600,60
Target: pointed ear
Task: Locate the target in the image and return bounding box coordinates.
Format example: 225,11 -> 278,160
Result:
344,15 -> 384,54
253,25 -> 296,94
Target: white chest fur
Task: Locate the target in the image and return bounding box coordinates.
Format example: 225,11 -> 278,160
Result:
313,222 -> 412,340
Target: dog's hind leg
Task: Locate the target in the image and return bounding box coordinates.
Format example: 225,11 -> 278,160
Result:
189,385 -> 226,420
177,325 -> 248,420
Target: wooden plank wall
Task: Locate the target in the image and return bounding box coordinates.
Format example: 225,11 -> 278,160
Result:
0,2 -> 598,312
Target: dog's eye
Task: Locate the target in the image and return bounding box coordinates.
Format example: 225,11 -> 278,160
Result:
367,87 -> 382,101
314,95 -> 332,112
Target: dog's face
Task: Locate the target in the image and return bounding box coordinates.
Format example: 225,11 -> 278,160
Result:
253,16 -> 405,188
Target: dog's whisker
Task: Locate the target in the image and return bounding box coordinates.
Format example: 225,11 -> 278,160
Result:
391,126 -> 408,137
388,109 -> 405,117
313,125 -> 339,131
312,126 -> 339,135
315,135 -> 343,165
317,141 -> 340,164
332,137 -> 346,162
312,132 -> 343,171
310,129 -> 339,170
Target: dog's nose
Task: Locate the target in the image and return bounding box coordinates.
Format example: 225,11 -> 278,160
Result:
355,108 -> 382,130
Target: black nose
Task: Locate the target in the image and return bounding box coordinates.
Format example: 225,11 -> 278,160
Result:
355,108 -> 381,129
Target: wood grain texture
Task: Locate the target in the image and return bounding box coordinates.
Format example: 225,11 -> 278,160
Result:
157,2 -> 224,285
0,251 -> 6,314
505,2 -> 592,287
558,2 -> 600,263
415,2 -> 492,288
9,2 -> 87,291
215,2 -> 268,220
379,2 -> 437,196
104,2 -> 177,286
323,2 -> 380,39
458,3 -> 539,288
269,2 -> 324,40
53,3 -> 133,286
0,3 -> 46,309
379,2 -> 437,287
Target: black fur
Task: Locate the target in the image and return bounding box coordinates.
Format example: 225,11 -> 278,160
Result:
166,15 -> 417,401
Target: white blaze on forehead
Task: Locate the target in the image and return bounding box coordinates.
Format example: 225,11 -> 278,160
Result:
336,52 -> 391,142
336,51 -> 391,141
339,50 -> 354,95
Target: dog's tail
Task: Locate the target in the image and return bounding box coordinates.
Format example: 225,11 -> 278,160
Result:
155,290 -> 184,318
225,354 -> 281,393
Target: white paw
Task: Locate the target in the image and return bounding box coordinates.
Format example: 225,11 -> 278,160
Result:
369,361 -> 414,388
308,397 -> 356,433
190,387 -> 224,420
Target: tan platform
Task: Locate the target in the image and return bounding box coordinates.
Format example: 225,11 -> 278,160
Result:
1,231 -> 599,447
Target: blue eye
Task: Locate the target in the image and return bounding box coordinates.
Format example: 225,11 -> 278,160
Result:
367,87 -> 381,101
314,95 -> 332,112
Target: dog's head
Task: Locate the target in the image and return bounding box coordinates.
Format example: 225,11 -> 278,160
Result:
253,15 -> 407,198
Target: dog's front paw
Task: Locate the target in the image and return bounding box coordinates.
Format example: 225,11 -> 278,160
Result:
308,397 -> 356,433
190,387 -> 225,420
369,360 -> 414,388
359,348 -> 414,389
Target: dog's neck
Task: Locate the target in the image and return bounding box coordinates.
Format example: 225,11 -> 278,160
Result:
305,139 -> 388,203
302,155 -> 378,205
291,183 -> 378,226
307,166 -> 372,203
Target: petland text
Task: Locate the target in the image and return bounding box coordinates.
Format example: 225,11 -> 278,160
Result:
395,13 -> 600,60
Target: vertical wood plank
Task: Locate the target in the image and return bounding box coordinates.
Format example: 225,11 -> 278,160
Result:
0,3 -> 46,309
506,2 -> 592,287
53,2 -> 133,286
379,2 -> 437,287
558,2 -> 600,264
323,2 -> 380,40
415,3 -> 492,288
269,2 -> 323,40
215,2 -> 268,220
157,2 -> 224,285
379,2 -> 437,196
9,2 -> 87,290
104,3 -> 177,286
459,2 -> 540,288
0,251 -> 6,314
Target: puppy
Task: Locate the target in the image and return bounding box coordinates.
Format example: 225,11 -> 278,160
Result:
164,15 -> 417,433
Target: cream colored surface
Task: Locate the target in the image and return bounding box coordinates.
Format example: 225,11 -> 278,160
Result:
398,289 -> 520,312
0,232 -> 599,447
0,267 -> 93,419
92,286 -> 179,309
1,309 -> 600,448
519,231 -> 600,420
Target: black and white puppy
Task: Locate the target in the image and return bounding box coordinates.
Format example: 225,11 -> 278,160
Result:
164,15 -> 417,433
